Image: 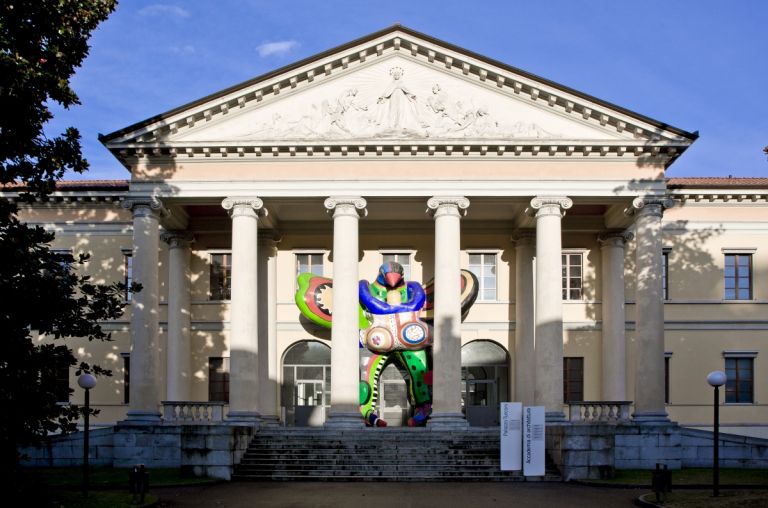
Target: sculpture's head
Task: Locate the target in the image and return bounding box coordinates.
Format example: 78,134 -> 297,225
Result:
376,261 -> 405,288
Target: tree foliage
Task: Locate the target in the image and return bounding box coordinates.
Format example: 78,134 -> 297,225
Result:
0,0 -> 128,474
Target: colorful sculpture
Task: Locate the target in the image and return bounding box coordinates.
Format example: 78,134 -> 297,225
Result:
295,261 -> 478,427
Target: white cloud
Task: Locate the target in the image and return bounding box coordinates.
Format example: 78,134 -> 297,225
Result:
169,45 -> 196,56
137,4 -> 190,18
256,40 -> 299,57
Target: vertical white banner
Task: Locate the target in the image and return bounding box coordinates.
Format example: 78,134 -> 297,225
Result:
500,402 -> 522,470
523,406 -> 546,476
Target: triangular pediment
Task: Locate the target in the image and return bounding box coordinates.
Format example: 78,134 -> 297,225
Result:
102,25 -> 696,161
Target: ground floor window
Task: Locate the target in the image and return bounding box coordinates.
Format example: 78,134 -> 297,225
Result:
461,340 -> 509,427
563,357 -> 584,403
208,357 -> 230,403
725,356 -> 754,403
122,353 -> 130,404
282,341 -> 331,426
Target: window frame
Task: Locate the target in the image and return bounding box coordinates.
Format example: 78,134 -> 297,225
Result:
121,352 -> 130,404
662,248 -> 671,301
723,251 -> 753,301
294,251 -> 325,280
664,352 -> 673,404
561,250 -> 585,301
467,250 -> 499,302
208,250 -> 232,301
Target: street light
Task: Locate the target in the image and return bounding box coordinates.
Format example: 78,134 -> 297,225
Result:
706,370 -> 726,497
78,373 -> 97,498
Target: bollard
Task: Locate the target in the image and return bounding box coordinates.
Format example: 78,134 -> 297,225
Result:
129,464 -> 150,503
651,463 -> 672,504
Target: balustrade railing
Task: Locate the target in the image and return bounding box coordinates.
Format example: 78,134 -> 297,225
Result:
162,401 -> 225,423
568,401 -> 631,423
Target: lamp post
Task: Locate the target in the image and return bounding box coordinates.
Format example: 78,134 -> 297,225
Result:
78,373 -> 97,498
706,370 -> 726,497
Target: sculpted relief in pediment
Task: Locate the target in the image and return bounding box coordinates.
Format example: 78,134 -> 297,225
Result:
175,58 -> 618,143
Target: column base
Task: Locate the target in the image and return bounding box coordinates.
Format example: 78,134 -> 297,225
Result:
259,415 -> 281,427
324,412 -> 365,429
545,411 -> 567,424
227,410 -> 261,425
124,410 -> 162,424
632,410 -> 670,424
427,412 -> 468,430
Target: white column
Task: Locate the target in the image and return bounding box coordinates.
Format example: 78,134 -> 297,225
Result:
324,197 -> 367,428
512,230 -> 536,406
427,196 -> 470,429
222,197 -> 264,423
257,234 -> 280,425
162,231 -> 193,402
598,232 -> 631,402
122,198 -> 164,422
529,196 -> 572,422
630,197 -> 672,422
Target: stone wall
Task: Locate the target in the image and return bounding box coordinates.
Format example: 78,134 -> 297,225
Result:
21,427 -> 115,468
680,427 -> 768,468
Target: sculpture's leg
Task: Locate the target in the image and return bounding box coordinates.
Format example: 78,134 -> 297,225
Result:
397,349 -> 432,426
360,352 -> 389,426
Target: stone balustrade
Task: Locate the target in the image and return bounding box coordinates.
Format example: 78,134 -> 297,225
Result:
162,401 -> 225,423
568,401 -> 631,423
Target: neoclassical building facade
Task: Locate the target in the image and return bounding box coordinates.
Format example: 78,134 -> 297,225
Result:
15,26 -> 767,438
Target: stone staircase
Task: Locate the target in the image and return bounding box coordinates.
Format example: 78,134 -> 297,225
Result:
232,427 -> 561,481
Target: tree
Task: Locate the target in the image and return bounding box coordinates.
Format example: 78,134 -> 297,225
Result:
0,0 -> 130,475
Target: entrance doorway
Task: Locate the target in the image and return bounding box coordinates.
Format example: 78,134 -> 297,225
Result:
461,340 -> 509,427
282,340 -> 331,426
379,362 -> 411,426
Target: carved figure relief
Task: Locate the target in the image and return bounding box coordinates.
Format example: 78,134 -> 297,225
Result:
238,67 -> 559,141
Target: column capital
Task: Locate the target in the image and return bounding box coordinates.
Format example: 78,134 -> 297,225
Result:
527,196 -> 572,218
427,196 -> 470,218
510,229 -> 536,246
625,196 -> 675,218
324,197 -> 367,218
222,197 -> 266,218
121,197 -> 167,218
597,231 -> 634,248
161,230 -> 194,249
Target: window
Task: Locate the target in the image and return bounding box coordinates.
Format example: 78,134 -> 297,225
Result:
296,252 -> 324,278
562,252 -> 583,300
382,252 -> 411,280
209,357 -> 230,403
662,249 -> 671,300
724,253 -> 752,300
210,252 -> 231,300
51,249 -> 73,271
44,354 -> 70,403
563,357 -> 584,403
468,253 -> 497,301
664,353 -> 672,404
123,251 -> 133,301
725,356 -> 754,403
122,353 -> 130,404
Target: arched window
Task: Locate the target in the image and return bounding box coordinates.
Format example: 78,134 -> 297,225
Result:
461,340 -> 509,427
282,340 -> 331,427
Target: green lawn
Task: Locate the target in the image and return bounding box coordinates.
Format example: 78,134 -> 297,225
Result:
591,468 -> 768,486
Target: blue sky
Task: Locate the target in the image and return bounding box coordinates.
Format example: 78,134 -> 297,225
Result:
48,0 -> 768,180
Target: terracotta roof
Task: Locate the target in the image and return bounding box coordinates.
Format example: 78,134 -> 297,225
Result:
1,180 -> 129,191
667,177 -> 768,188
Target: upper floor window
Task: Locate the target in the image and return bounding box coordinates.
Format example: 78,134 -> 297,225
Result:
468,252 -> 497,301
296,252 -> 324,278
724,253 -> 752,300
210,252 -> 231,300
725,355 -> 755,403
122,250 -> 133,301
382,252 -> 411,280
562,252 -> 583,300
662,249 -> 671,301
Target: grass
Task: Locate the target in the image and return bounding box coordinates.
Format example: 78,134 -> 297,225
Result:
639,489 -> 768,507
589,468 -> 768,486
16,467 -> 217,507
